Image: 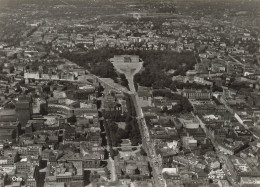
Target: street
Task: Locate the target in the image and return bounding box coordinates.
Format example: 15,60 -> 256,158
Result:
89,61 -> 166,186
196,115 -> 239,186
131,93 -> 166,187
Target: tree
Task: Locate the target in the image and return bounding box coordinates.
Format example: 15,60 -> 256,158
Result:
15,84 -> 22,93
135,168 -> 141,175
96,100 -> 101,109
140,147 -> 147,156
40,104 -> 48,115
67,115 -> 77,123
171,104 -> 183,113
104,149 -> 109,159
10,66 -> 14,73
117,128 -> 127,139
43,85 -> 50,93
4,86 -> 9,93
104,167 -> 111,179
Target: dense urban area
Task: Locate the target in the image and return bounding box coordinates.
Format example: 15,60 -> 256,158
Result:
0,0 -> 260,187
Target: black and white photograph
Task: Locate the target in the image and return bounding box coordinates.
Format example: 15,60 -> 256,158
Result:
0,0 -> 259,186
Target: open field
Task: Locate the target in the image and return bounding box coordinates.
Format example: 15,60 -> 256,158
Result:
111,58 -> 143,92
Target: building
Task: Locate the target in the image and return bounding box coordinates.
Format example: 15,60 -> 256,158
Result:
44,182 -> 65,187
0,121 -> 21,136
110,55 -> 139,64
80,143 -> 104,168
137,86 -> 153,107
0,129 -> 16,142
227,62 -> 244,75
26,165 -> 39,187
178,115 -> 200,129
114,150 -> 150,180
182,136 -> 197,149
16,97 -> 32,128
0,109 -> 17,122
182,89 -> 212,100
27,145 -> 42,157
47,104 -> 73,117
2,149 -> 18,165
45,162 -> 84,187
240,177 -> 260,187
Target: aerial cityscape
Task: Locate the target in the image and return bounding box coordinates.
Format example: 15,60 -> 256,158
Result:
0,0 -> 260,186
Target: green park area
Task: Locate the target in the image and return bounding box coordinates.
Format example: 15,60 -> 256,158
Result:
61,47 -> 197,91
